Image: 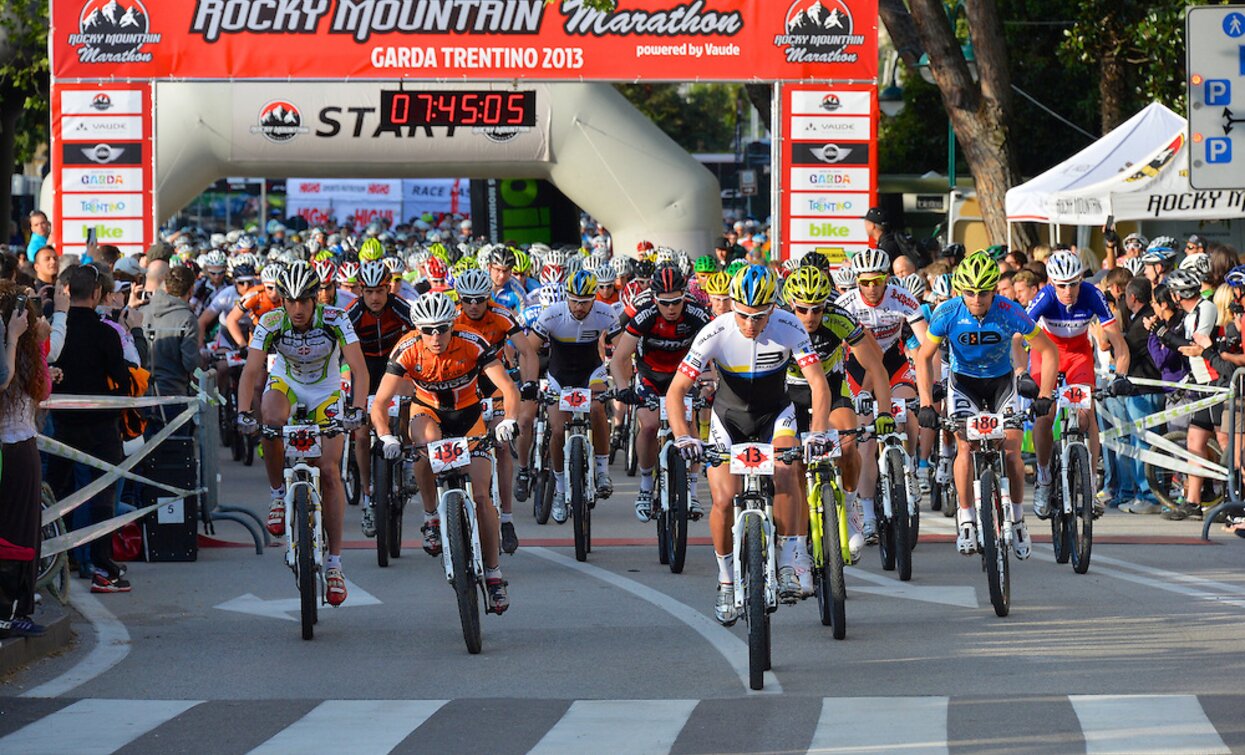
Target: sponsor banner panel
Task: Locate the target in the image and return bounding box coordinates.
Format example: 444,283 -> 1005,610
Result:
62,218 -> 148,245
61,115 -> 143,141
286,179 -> 403,200
787,166 -> 872,191
62,141 -> 144,166
60,193 -> 146,219
790,141 -> 870,166
286,199 -> 405,228
788,217 -> 868,243
60,167 -> 143,193
61,89 -> 145,115
789,115 -> 872,141
789,242 -> 871,265
228,83 -> 551,162
788,192 -> 872,217
1113,188 -> 1245,220
403,179 -> 471,215
52,0 -> 878,82
789,89 -> 871,116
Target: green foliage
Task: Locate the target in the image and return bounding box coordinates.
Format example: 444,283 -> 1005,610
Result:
878,74 -> 951,175
0,0 -> 50,161
616,83 -> 744,153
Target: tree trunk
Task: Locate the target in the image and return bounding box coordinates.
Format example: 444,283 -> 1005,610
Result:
1099,50 -> 1125,134
744,84 -> 771,134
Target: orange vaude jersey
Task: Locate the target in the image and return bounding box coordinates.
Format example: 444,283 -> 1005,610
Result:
385,329 -> 499,411
236,284 -> 282,320
454,306 -> 520,347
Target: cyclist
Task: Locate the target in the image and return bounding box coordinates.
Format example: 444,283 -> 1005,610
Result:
337,261 -> 362,299
595,264 -> 621,309
526,269 -> 620,521
454,269 -> 539,555
782,266 -> 892,563
191,250 -> 229,316
344,260 -> 415,537
835,248 -> 928,543
702,271 -> 733,317
370,292 -> 520,613
313,260 -> 357,309
488,246 -> 528,312
666,265 -> 833,621
915,252 -> 1060,559
237,262 -> 369,607
1027,251 -> 1130,519
224,264 -> 283,349
609,265 -> 713,521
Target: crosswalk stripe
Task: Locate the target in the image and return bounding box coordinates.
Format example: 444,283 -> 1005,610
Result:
1069,694 -> 1230,754
247,700 -> 448,755
528,699 -> 698,754
808,696 -> 949,754
0,698 -> 201,755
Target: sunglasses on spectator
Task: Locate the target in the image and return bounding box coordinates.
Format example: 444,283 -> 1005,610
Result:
460,295 -> 489,305
732,305 -> 773,322
419,323 -> 452,335
793,303 -> 825,315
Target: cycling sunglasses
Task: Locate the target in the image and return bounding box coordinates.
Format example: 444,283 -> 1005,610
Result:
792,303 -> 825,315
961,289 -> 992,298
655,296 -> 684,307
459,295 -> 489,305
857,275 -> 888,287
419,323 -> 452,335
732,305 -> 773,322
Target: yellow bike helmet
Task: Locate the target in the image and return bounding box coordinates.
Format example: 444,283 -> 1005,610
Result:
703,271 -> 731,296
566,269 -> 598,298
783,266 -> 833,305
952,251 -> 1001,292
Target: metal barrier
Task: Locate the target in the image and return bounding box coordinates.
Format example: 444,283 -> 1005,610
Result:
196,369 -> 268,554
1202,367 -> 1245,540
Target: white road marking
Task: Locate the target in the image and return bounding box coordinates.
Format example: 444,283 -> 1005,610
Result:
1089,553 -> 1245,610
248,700 -> 447,755
0,698 -> 201,754
528,699 -> 698,754
214,579 -> 382,621
526,546 -> 782,694
22,580 -> 130,698
808,696 -> 949,754
1070,694 -> 1229,754
846,569 -> 979,608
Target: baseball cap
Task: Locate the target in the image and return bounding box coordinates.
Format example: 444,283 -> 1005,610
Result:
864,207 -> 887,225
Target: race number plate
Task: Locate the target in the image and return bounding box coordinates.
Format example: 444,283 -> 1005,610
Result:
282,426 -> 323,459
659,396 -> 694,422
480,398 -> 496,421
891,400 -> 908,423
966,413 -> 1005,441
429,437 -> 472,473
730,443 -> 776,475
559,388 -> 593,413
1058,384 -> 1093,410
225,352 -> 246,368
367,395 -> 401,417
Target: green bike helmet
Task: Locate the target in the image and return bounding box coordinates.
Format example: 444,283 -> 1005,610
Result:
358,237 -> 385,262
694,255 -> 718,274
725,259 -> 748,278
952,251 -> 1001,292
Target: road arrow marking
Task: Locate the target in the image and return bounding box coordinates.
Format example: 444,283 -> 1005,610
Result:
846,569 -> 980,608
1223,107 -> 1244,135
214,580 -> 381,621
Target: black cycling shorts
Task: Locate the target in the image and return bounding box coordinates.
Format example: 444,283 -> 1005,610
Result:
788,376 -> 854,435
947,372 -> 1017,417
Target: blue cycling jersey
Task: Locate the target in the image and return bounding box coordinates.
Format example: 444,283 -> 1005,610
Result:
491,279 -> 527,312
926,295 -> 1039,379
1025,283 -> 1114,342
906,302 -> 936,352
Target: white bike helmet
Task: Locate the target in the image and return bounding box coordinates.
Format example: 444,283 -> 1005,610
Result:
849,248 -> 890,277
1045,251 -> 1085,283
538,284 -> 566,308
455,268 -> 492,298
410,292 -> 458,326
831,266 -> 857,291
1121,256 -> 1146,276
276,261 -> 320,300
359,261 -> 389,288
899,273 -> 926,299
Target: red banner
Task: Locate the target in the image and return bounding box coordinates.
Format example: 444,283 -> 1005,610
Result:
51,82 -> 155,259
52,0 -> 877,82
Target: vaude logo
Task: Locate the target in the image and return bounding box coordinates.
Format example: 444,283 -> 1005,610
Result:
774,0 -> 864,64
90,93 -> 114,111
74,120 -> 129,133
68,0 -> 162,63
252,100 -> 309,143
807,223 -> 851,237
82,143 -> 125,164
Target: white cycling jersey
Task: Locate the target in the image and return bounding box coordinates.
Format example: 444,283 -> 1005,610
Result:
835,284 -> 924,353
531,300 -> 619,386
249,305 -> 358,385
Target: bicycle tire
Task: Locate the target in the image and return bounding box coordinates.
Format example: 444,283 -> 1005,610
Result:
570,438 -> 589,562
445,491 -> 482,654
1069,443 -> 1094,574
941,474 -> 957,517
609,411 -> 623,465
909,500 -> 921,552
656,462 -> 670,565
533,469 -> 552,525
815,478 -> 847,639
929,455 -> 941,512
345,452 -> 360,507
877,498 -> 896,572
294,487 -> 315,640
388,476 -> 404,560
372,453 -> 391,568
37,493 -> 68,593
1145,431 -> 1225,510
625,413 -> 639,477
980,468 -> 1010,617
886,451 -> 912,581
666,449 -> 690,574
244,432 -> 256,466
744,515 -> 766,690
1050,455 -> 1070,565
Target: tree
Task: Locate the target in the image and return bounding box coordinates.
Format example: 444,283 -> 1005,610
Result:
881,0 -> 1032,249
616,83 -> 743,153
0,0 -> 48,241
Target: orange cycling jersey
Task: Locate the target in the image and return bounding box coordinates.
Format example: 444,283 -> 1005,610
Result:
236,285 -> 282,320
455,306 -> 520,347
385,329 -> 499,411
597,290 -> 620,306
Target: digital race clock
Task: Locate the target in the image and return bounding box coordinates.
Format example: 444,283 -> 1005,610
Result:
379,90 -> 536,128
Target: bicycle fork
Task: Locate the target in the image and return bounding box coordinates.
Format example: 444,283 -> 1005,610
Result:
731,506 -> 777,614
437,481 -> 483,584
284,467 -> 323,571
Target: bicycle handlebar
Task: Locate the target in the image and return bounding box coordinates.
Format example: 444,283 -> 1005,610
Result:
260,420 -> 346,439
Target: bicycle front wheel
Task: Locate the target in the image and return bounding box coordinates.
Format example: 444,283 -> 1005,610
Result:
625,414 -> 639,477
1050,456 -> 1070,565
887,450 -> 913,582
1069,443 -> 1094,574
570,437 -> 589,562
666,449 -> 690,574
345,451 -> 360,507
744,515 -> 767,690
814,480 -> 847,638
980,469 -> 1010,617
294,487 -> 315,640
445,491 -> 482,654
371,453 -> 391,568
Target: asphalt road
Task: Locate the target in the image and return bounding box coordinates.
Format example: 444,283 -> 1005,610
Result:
4,444 -> 1245,753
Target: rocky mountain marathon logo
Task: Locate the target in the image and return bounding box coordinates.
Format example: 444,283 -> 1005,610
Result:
68,0 -> 161,63
90,93 -> 114,111
252,101 -> 309,143
775,0 -> 865,63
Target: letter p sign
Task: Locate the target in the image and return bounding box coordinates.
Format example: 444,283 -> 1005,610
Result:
1205,79 -> 1231,106
1207,138 -> 1233,164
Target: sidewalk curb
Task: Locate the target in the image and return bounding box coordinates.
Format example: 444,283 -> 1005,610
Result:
0,602 -> 73,678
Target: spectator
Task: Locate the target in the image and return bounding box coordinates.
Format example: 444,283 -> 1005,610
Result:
996,269 -> 1016,300
712,237 -> 744,269
93,244 -> 122,271
892,254 -> 916,278
143,266 -> 200,400
31,246 -> 58,318
1208,245 -> 1237,290
0,282 -> 48,637
46,264 -> 132,593
25,211 -> 50,262
1112,277 -> 1164,514
1005,250 -> 1029,270
1028,243 -> 1052,263
864,207 -> 905,265
0,251 -> 17,282
1012,269 -> 1040,307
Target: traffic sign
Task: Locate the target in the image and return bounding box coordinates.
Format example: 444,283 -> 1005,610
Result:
1188,7 -> 1245,189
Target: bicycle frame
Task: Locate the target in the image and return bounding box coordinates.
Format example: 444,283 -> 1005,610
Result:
966,426 -> 1018,553
561,397 -> 598,505
806,459 -> 849,567
1055,383 -> 1092,518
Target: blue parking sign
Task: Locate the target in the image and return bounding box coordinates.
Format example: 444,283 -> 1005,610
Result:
1206,79 -> 1232,106
1206,138 -> 1232,164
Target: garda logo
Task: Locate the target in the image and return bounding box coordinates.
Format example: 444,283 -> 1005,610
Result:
68,0 -> 162,64
252,100 -> 309,143
775,0 -> 865,64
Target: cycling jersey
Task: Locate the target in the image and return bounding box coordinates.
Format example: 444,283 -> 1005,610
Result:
250,305 -> 358,385
190,278 -> 222,316
926,295 -> 1039,379
784,303 -> 863,383
345,295 -> 414,359
491,279 -> 527,311
597,290 -> 620,307
331,289 -> 357,309
835,284 -> 924,353
907,302 -> 937,352
679,309 -> 819,415
236,285 -> 282,321
386,329 -> 499,412
1026,284 -> 1115,346
531,301 -> 618,388
624,298 -> 713,378
456,306 -> 521,397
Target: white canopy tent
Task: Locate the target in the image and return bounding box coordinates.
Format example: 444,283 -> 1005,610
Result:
1006,102 -> 1245,233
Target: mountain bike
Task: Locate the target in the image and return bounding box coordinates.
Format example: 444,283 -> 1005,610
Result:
856,392 -> 919,581
632,393 -> 707,573
1044,380 -> 1108,574
944,408 -> 1026,617
539,387 -> 612,561
215,348 -> 257,466
416,433 -> 505,654
805,437 -> 859,640
1144,430 -> 1226,511
369,395 -> 415,567
261,409 -> 344,640
340,370 -> 361,508
706,442 -> 803,691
